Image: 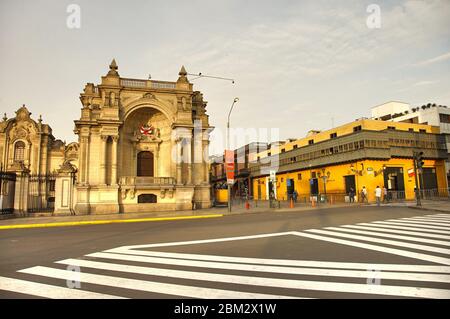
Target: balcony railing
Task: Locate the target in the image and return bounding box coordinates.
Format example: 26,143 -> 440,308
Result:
119,176 -> 176,187
120,78 -> 147,88
119,78 -> 177,90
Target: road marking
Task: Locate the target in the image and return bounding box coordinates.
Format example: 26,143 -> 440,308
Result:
111,231 -> 297,250
291,231 -> 450,265
305,229 -> 450,255
105,248 -> 450,273
428,214 -> 450,219
18,266 -> 298,299
324,226 -> 450,246
341,225 -> 450,240
0,214 -> 223,230
0,276 -> 125,299
431,214 -> 450,218
396,219 -> 450,227
56,259 -> 450,298
406,217 -> 450,224
359,222 -> 450,234
372,221 -> 450,231
83,252 -> 450,283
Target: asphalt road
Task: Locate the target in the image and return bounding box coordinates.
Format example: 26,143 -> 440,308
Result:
0,206 -> 449,299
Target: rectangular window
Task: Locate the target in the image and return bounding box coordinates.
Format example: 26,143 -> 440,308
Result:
409,128 -> 414,132
293,144 -> 298,149
330,132 -> 337,139
439,113 -> 450,123
308,139 -> 314,145
353,125 -> 362,132
281,148 -> 285,153
419,129 -> 426,133
297,173 -> 302,180
387,126 -> 396,130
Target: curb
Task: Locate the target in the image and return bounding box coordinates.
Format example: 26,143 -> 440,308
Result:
407,206 -> 450,214
0,214 -> 223,230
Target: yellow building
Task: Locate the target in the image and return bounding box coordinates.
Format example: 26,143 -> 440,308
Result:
251,119 -> 448,203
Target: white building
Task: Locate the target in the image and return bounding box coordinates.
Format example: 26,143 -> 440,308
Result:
371,101 -> 450,183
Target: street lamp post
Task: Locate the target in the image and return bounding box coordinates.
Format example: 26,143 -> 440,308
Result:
227,97 -> 239,212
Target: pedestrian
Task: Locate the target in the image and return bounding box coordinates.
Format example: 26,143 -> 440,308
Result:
383,186 -> 388,203
361,186 -> 368,203
293,190 -> 298,203
349,187 -> 355,203
375,186 -> 382,206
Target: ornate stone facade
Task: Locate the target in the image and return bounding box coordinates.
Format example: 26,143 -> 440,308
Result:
74,60 -> 213,214
0,105 -> 78,175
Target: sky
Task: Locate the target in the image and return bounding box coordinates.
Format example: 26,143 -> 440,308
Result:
1,0 -> 449,155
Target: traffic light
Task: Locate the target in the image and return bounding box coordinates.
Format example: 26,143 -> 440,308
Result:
416,151 -> 424,169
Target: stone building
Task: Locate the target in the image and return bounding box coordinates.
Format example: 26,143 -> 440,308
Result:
0,105 -> 79,214
74,60 -> 213,214
0,60 -> 213,216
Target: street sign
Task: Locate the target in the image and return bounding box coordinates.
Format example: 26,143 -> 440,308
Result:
408,168 -> 415,177
225,150 -> 235,184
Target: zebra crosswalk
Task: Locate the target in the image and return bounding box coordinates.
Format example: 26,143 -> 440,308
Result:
1,213 -> 450,299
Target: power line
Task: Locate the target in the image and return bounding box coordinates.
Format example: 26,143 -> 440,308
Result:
187,73 -> 235,84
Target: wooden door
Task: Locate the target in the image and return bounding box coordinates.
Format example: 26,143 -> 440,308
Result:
137,151 -> 154,177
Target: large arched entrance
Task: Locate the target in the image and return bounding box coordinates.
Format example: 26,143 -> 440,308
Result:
137,151 -> 154,176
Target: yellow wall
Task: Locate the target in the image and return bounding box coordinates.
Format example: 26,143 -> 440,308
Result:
215,189 -> 228,203
252,158 -> 447,202
257,119 -> 440,158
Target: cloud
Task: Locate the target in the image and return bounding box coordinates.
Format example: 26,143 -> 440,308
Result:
413,52 -> 450,66
413,80 -> 438,86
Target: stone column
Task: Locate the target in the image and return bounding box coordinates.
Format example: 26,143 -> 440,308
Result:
12,165 -> 30,215
54,162 -> 76,215
111,136 -> 118,185
186,137 -> 192,185
176,139 -> 182,185
79,135 -> 90,185
203,139 -> 210,183
99,135 -> 107,185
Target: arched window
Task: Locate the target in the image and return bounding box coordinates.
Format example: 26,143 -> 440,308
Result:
14,141 -> 25,162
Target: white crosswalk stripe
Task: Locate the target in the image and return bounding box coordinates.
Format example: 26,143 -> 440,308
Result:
1,213 -> 449,299
372,220 -> 450,231
357,222 -> 450,234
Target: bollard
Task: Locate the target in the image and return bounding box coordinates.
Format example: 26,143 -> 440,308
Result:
245,200 -> 250,210
290,198 -> 294,208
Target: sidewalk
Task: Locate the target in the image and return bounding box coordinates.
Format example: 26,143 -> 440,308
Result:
0,202 -> 355,229
404,200 -> 450,213
369,199 -> 450,213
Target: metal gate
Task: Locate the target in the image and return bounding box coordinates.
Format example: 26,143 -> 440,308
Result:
27,174 -> 56,213
0,171 -> 16,214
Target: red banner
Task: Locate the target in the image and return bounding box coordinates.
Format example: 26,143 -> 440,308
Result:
225,150 -> 235,183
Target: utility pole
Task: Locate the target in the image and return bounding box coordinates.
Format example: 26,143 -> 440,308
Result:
413,151 -> 422,206
226,98 -> 239,212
